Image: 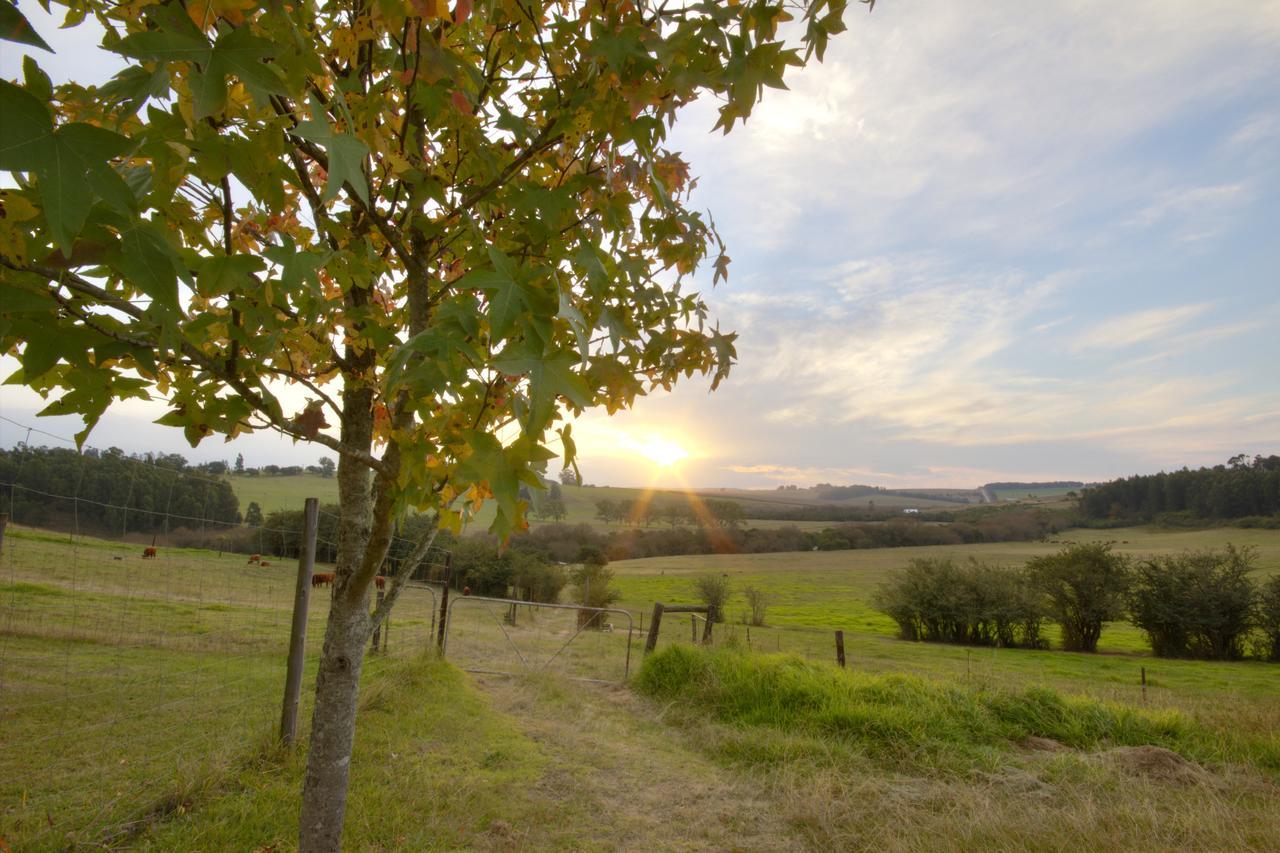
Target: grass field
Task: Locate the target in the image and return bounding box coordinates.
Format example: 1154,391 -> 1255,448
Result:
2,522 -> 1278,849
992,486 -> 1078,501
607,526 -> 1280,649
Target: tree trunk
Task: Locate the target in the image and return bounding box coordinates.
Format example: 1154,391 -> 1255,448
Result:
298,373 -> 377,851
298,589 -> 370,850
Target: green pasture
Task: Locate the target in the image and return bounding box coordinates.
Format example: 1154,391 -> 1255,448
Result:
607,526 -> 1280,649
992,486 -> 1078,501
2,522 -> 1278,848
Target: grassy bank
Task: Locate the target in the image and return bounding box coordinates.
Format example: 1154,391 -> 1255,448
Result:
635,646 -> 1280,849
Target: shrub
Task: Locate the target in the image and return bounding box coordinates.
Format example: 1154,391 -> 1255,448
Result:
508,552 -> 567,604
1128,546 -> 1258,660
743,586 -> 769,626
1025,542 -> 1130,652
1258,575 -> 1280,662
570,561 -> 620,609
872,558 -> 1045,648
694,575 -> 732,622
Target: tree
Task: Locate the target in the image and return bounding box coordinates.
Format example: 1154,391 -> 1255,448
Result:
1129,546 -> 1258,660
317,457 -> 336,478
743,585 -> 769,626
244,501 -> 264,527
571,548 -> 618,610
558,467 -> 577,487
234,453 -> 245,474
1026,543 -> 1130,652
694,574 -> 732,622
595,499 -> 620,525
0,0 -> 860,847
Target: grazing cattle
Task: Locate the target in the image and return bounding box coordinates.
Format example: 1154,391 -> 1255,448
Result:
375,575 -> 387,590
260,561 -> 271,567
462,585 -> 471,596
311,572 -> 335,588
142,547 -> 157,559
247,554 -> 261,565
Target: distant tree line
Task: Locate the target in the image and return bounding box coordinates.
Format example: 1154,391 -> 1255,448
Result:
232,453 -> 336,478
0,445 -> 239,535
875,542 -> 1280,662
1078,455 -> 1280,525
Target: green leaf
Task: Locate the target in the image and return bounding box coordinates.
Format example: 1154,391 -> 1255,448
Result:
0,2 -> 52,52
264,240 -> 327,292
111,221 -> 183,313
193,27 -> 287,119
39,124 -> 134,255
116,27 -> 211,65
293,97 -> 370,204
458,262 -> 526,342
99,65 -> 171,117
23,56 -> 53,102
494,347 -> 593,432
0,83 -> 135,252
197,255 -> 265,297
21,333 -> 61,378
118,20 -> 284,119
0,79 -> 53,171
456,430 -> 522,537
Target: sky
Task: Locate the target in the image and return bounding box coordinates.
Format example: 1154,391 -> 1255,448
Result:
2,0 -> 1279,489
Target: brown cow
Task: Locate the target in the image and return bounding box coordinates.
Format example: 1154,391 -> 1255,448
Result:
247,554 -> 261,565
311,572 -> 335,588
375,575 -> 387,590
142,547 -> 157,559
260,561 -> 271,567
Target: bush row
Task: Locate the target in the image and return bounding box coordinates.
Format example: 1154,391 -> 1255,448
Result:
875,543 -> 1280,661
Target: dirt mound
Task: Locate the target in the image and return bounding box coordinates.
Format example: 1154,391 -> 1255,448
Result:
1101,746 -> 1208,784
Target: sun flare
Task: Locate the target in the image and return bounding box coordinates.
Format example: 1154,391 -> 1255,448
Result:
635,435 -> 690,469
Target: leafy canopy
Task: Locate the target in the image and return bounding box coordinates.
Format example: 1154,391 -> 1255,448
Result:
1,0 -> 860,537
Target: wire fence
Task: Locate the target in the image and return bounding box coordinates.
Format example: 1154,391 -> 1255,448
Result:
0,447 -> 445,847
442,596 -> 635,683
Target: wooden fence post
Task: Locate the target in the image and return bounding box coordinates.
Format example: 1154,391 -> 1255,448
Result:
1141,666 -> 1147,704
691,614 -> 697,643
372,588 -> 385,652
835,630 -> 846,668
644,603 -> 665,653
435,553 -> 452,654
0,512 -> 8,556
701,605 -> 715,645
280,497 -> 318,745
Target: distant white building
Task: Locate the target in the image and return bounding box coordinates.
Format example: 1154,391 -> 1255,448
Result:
903,508 -> 920,514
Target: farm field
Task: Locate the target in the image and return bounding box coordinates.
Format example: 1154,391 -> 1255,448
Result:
608,526 -> 1280,650
992,486 -> 1078,501
2,523 -> 1278,849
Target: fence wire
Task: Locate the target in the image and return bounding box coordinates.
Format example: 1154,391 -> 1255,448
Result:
0,428 -> 448,847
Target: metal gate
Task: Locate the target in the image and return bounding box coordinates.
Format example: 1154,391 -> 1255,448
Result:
442,595 -> 635,683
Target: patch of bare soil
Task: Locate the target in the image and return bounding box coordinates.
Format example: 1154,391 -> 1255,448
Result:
475,675 -> 802,851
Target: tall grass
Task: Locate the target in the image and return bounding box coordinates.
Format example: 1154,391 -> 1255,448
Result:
635,646 -> 1280,772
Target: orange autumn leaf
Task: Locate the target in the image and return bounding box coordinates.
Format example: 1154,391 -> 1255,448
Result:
450,90 -> 473,115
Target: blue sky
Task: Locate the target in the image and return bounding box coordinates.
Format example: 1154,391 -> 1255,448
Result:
2,0 -> 1278,488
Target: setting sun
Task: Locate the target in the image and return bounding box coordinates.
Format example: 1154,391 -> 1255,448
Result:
635,435 -> 690,469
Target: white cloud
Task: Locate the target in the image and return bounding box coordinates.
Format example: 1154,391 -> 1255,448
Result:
673,0 -> 1280,254
1070,303 -> 1212,352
